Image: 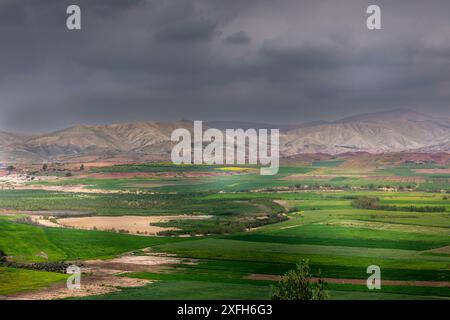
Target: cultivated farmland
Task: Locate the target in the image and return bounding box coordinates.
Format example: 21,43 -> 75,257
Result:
0,160 -> 449,300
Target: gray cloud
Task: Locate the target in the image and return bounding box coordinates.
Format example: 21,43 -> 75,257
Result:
154,19 -> 218,44
1,0 -> 450,132
225,31 -> 251,45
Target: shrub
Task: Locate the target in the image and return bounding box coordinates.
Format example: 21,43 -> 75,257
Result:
351,196 -> 380,209
0,250 -> 6,262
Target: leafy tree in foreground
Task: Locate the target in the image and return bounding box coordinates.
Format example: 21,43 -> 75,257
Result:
271,259 -> 329,300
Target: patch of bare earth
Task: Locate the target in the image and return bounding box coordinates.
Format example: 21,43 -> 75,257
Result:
279,224 -> 301,230
427,246 -> 450,255
245,274 -> 450,287
85,253 -> 191,273
273,200 -> 291,210
6,251 -> 189,300
14,184 -> 123,194
56,215 -> 211,236
415,169 -> 450,174
6,275 -> 150,300
29,216 -> 61,228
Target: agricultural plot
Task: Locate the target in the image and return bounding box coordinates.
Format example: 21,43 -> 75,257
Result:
0,162 -> 449,300
0,267 -> 67,296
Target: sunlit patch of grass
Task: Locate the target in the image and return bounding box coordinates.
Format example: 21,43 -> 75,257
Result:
0,267 -> 66,295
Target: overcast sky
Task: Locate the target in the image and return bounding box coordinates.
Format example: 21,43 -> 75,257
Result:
1,0 -> 450,132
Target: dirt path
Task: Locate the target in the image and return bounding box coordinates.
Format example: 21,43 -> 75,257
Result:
246,274 -> 450,288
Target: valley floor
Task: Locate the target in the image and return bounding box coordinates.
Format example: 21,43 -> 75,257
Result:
1,162 -> 449,300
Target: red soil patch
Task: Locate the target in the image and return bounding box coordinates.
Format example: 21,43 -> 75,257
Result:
370,176 -> 426,183
246,274 -> 450,288
415,169 -> 450,174
282,174 -> 336,181
80,172 -> 161,179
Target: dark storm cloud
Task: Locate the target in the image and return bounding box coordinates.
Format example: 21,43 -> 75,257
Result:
225,31 -> 251,45
1,0 -> 450,132
154,19 -> 218,44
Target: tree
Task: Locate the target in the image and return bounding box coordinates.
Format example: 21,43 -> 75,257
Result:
6,165 -> 15,172
271,259 -> 329,300
79,164 -> 85,171
42,164 -> 48,171
65,172 -> 72,177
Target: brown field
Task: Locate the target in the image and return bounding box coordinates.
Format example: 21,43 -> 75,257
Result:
56,215 -> 211,236
415,169 -> 450,174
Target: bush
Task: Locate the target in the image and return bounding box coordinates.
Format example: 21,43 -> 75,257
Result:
351,196 -> 380,209
271,259 -> 328,300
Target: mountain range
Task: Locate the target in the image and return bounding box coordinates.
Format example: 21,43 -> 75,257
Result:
1,109 -> 450,163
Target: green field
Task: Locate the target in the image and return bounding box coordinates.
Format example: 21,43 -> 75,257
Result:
0,267 -> 67,296
0,215 -> 187,262
1,162 -> 449,299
